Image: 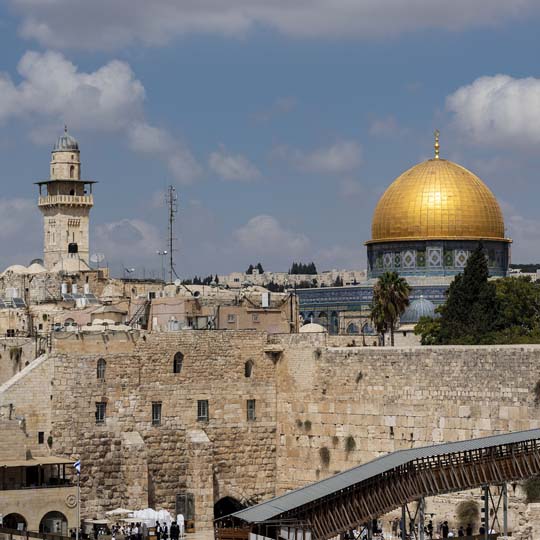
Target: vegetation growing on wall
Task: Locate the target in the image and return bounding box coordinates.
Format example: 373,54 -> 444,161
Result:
523,477 -> 540,503
345,435 -> 356,453
319,447 -> 330,467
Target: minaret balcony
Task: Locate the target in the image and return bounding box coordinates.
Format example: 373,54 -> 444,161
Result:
38,194 -> 94,207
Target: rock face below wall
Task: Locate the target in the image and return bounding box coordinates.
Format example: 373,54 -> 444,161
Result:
3,331 -> 540,532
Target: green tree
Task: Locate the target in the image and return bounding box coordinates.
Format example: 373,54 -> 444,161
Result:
246,264 -> 254,275
371,271 -> 411,346
437,246 -> 498,344
415,315 -> 442,345
256,262 -> 264,274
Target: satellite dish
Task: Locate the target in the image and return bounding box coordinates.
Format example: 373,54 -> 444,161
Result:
90,253 -> 105,268
174,279 -> 182,287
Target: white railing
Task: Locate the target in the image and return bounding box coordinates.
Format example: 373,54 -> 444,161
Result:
38,195 -> 93,206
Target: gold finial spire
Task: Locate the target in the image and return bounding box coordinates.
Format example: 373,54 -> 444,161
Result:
434,129 -> 440,159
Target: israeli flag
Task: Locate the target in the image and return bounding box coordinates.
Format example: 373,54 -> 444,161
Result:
74,460 -> 81,474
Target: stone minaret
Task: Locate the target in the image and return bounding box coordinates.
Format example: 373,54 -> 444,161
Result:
36,128 -> 96,270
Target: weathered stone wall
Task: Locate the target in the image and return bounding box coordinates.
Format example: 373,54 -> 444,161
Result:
3,332 -> 540,534
273,337 -> 540,531
0,338 -> 37,385
48,330 -> 277,529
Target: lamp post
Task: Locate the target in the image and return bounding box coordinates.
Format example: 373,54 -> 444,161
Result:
156,250 -> 168,282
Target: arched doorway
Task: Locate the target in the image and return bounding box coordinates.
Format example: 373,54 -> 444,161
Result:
214,496 -> 245,520
3,514 -> 27,530
39,511 -> 68,535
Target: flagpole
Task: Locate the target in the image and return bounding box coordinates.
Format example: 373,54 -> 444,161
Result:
76,464 -> 80,540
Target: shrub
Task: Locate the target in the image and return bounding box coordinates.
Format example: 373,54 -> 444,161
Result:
296,419 -> 303,428
356,371 -> 363,383
303,420 -> 312,431
319,447 -> 330,467
523,477 -> 540,503
345,435 -> 356,453
332,436 -> 339,447
534,381 -> 540,406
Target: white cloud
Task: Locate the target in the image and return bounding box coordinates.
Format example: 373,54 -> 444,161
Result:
128,123 -> 201,185
0,198 -> 42,268
0,50 -> 145,132
500,201 -> 540,262
0,50 -> 202,184
234,215 -> 310,256
281,140 -> 362,174
209,146 -> 260,181
94,218 -> 163,263
369,115 -> 403,137
10,0 -> 539,50
446,74 -> 540,147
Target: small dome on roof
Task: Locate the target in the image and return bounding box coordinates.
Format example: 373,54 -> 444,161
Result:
2,264 -> 28,275
53,127 -> 79,152
400,297 -> 437,324
299,322 -> 327,333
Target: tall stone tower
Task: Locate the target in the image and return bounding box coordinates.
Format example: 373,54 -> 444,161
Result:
36,128 -> 96,271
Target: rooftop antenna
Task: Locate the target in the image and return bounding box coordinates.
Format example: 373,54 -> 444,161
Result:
165,185 -> 178,283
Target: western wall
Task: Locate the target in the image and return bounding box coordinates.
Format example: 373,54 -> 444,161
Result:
1,330 -> 539,533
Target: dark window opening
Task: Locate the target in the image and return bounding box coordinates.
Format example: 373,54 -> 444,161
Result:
97,358 -> 106,380
95,402 -> 106,424
244,360 -> 254,378
247,399 -> 256,421
152,402 -> 162,426
197,399 -> 209,421
173,352 -> 184,374
38,431 -> 44,444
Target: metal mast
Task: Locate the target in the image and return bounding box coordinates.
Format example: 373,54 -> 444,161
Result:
165,185 -> 178,283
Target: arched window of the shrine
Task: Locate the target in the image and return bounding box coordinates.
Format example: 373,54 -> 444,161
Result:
70,165 -> 75,179
244,359 -> 254,378
97,358 -> 106,380
173,352 -> 184,374
347,323 -> 360,335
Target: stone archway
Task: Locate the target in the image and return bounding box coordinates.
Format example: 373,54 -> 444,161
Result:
214,496 -> 246,520
39,511 -> 68,536
3,513 -> 27,530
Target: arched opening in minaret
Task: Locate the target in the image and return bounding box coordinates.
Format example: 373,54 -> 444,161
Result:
69,189 -> 75,196
70,165 -> 75,178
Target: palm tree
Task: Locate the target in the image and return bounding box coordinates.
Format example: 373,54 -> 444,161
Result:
371,271 -> 411,346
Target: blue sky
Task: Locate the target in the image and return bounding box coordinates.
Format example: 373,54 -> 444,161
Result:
1,1 -> 540,278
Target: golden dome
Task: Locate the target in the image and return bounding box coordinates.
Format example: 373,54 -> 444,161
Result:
369,158 -> 509,243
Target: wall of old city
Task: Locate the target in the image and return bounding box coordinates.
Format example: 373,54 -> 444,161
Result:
47,330 -> 277,529
272,336 -> 540,530
3,332 -> 540,533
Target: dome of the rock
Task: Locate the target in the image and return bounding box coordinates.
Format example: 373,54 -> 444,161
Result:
366,133 -> 511,278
